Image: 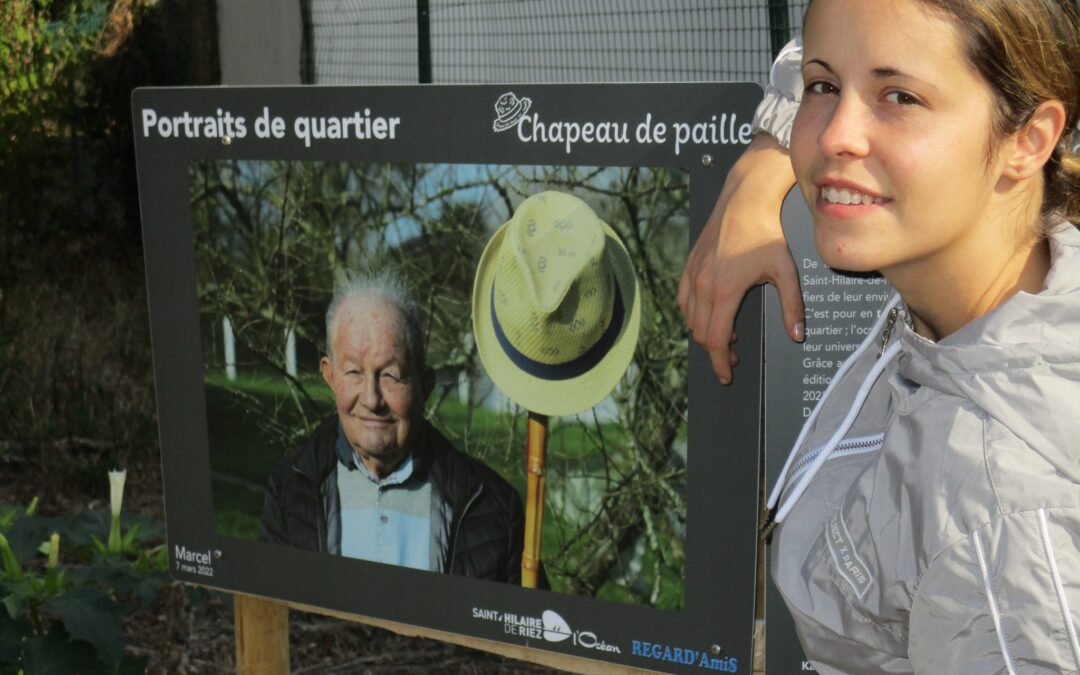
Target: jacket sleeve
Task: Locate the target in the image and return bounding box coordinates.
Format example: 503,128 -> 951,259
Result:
505,484 -> 525,586
909,507 -> 1080,674
260,462 -> 290,545
750,35 -> 803,149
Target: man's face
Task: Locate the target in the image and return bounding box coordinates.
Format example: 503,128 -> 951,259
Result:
320,298 -> 431,478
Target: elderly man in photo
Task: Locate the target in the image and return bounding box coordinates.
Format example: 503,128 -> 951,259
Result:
261,273 -> 527,584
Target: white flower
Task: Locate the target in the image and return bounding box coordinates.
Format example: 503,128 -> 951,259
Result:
109,469 -> 127,517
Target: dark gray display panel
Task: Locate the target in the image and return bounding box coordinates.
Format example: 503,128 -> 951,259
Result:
134,83 -> 765,673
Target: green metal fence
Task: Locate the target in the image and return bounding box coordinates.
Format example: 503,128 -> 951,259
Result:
301,0 -> 810,86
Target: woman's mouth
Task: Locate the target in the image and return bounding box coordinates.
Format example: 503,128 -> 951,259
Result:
820,185 -> 889,206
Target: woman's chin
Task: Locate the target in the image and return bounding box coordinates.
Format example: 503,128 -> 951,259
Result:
813,237 -> 882,275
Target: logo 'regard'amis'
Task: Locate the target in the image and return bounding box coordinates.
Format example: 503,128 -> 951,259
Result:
493,92 -> 531,132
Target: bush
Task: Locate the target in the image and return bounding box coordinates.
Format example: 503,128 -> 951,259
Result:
0,480 -> 169,674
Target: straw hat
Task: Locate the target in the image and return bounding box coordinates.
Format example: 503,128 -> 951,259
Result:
472,191 -> 641,416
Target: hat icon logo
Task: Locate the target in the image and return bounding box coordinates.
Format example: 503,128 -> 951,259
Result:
492,91 -> 531,133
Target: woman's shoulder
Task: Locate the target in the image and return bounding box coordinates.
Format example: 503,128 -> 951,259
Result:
888,390 -> 1080,558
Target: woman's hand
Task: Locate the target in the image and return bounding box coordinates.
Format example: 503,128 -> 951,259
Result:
678,134 -> 804,383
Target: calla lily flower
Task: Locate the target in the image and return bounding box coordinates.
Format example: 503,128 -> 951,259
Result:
107,469 -> 126,555
108,469 -> 126,516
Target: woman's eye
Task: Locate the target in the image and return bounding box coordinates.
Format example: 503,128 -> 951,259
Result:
884,90 -> 920,106
806,80 -> 839,96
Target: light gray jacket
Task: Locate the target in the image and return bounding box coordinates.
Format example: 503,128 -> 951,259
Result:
769,222 -> 1080,674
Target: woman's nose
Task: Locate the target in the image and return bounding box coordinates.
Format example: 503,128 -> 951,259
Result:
818,95 -> 871,159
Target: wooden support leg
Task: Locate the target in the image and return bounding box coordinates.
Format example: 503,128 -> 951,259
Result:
235,594 -> 289,675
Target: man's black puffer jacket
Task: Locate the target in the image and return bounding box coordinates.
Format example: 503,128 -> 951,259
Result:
260,415 -> 527,584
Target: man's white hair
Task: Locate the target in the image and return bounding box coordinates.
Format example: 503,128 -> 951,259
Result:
324,270 -> 425,371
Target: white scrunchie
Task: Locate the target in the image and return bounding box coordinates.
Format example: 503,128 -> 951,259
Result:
751,36 -> 804,149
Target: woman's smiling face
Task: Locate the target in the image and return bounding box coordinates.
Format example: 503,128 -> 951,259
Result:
790,0 -> 1010,279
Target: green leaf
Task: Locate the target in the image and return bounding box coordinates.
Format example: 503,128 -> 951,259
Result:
5,517 -> 55,565
0,506 -> 16,533
87,536 -> 106,558
120,523 -> 141,549
40,588 -> 122,672
20,622 -> 105,675
0,606 -> 31,662
128,570 -> 169,605
69,559 -> 167,606
121,515 -> 163,545
2,598 -> 20,622
74,510 -> 163,549
74,512 -> 111,542
135,546 -> 168,574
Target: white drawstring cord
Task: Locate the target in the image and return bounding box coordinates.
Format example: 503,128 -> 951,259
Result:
764,291 -> 907,520
767,293 -> 902,511
773,338 -> 901,525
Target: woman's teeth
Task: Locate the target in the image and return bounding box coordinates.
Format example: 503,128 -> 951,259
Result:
821,186 -> 887,206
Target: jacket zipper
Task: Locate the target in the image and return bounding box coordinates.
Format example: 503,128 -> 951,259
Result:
878,307 -> 900,358
762,434 -> 885,541
447,483 -> 484,574
782,433 -> 885,491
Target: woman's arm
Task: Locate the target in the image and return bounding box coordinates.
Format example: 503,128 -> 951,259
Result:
677,134 -> 800,382
677,37 -> 804,382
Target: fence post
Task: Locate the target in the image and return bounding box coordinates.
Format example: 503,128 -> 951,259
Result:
235,594 -> 290,675
767,0 -> 791,59
417,0 -> 432,83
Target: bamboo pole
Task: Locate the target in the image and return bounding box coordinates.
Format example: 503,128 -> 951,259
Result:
521,411 -> 548,588
234,593 -> 289,675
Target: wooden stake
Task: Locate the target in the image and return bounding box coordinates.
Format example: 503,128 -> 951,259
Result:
522,411 -> 548,588
234,593 -> 289,675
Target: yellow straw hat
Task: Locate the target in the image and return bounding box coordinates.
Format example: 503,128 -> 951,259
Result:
472,191 -> 641,416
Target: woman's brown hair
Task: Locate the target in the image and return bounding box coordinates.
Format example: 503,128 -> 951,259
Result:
916,0 -> 1080,223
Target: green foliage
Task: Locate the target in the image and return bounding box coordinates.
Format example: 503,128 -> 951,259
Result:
0,0 -> 108,123
0,496 -> 167,674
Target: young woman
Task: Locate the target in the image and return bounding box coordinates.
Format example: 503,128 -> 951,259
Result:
684,0 -> 1080,672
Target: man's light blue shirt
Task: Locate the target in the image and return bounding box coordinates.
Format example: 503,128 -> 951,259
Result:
335,428 -> 431,570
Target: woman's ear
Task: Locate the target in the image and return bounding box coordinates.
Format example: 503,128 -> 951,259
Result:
1003,100 -> 1067,181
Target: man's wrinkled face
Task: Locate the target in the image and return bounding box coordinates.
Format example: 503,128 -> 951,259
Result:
320,298 -> 430,477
